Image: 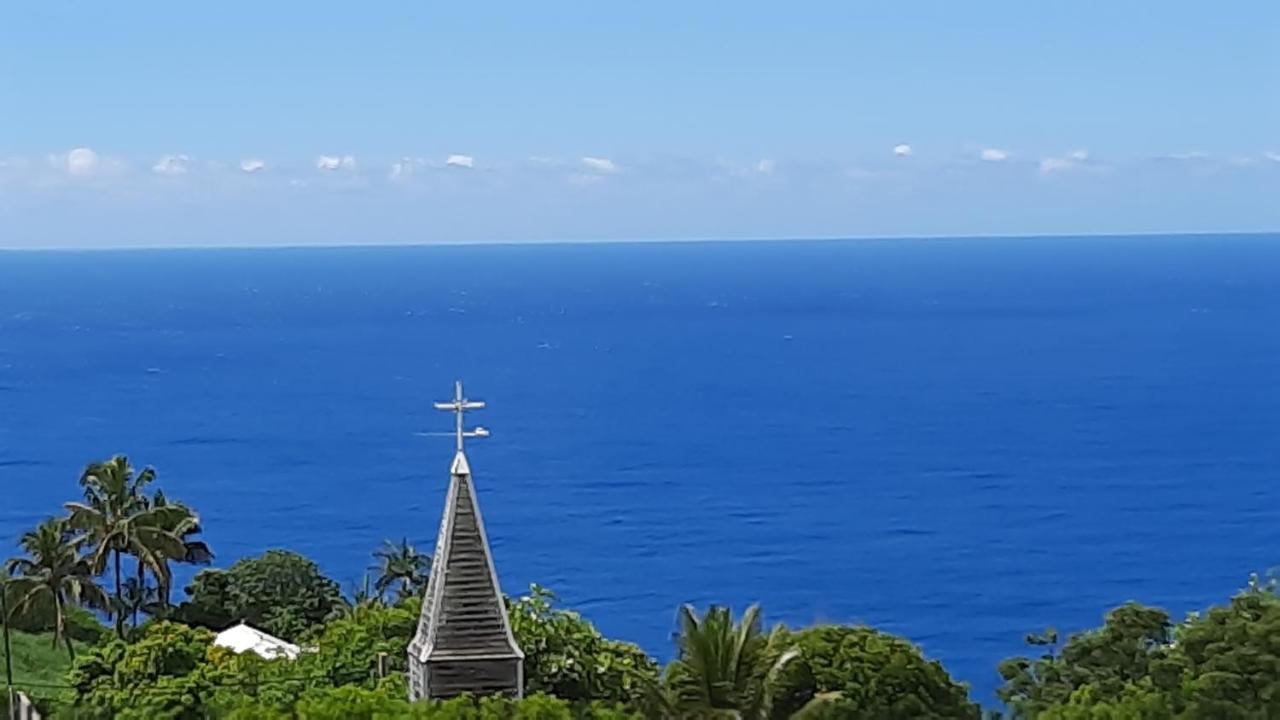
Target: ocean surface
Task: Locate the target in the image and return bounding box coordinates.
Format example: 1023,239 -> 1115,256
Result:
2,234 -> 1279,704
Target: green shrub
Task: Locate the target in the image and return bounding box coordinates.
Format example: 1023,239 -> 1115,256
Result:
508,585 -> 659,707
997,584 -> 1280,718
218,690 -> 638,719
773,625 -> 980,719
2,584 -> 107,644
172,550 -> 343,641
67,621 -> 226,719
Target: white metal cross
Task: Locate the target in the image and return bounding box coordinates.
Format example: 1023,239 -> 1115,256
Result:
433,380 -> 490,451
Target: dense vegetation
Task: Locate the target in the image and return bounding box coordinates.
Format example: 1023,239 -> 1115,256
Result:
997,575 -> 1280,719
171,550 -> 345,641
2,454 -> 1276,718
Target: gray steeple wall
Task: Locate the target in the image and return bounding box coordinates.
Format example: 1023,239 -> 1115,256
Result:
408,451 -> 524,700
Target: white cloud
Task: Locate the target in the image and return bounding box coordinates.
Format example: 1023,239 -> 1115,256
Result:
390,156 -> 454,180
893,144 -> 912,157
1263,152 -> 1280,163
389,160 -> 412,180
39,147 -> 132,182
240,158 -> 266,173
445,154 -> 475,169
1039,149 -> 1095,175
756,159 -> 775,174
979,148 -> 1009,162
47,147 -> 101,176
1039,157 -> 1074,174
389,157 -> 433,180
580,156 -> 619,174
66,148 -> 99,176
316,155 -> 356,171
152,154 -> 190,176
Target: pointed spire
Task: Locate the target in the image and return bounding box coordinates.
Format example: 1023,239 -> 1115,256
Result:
409,382 -> 523,701
450,450 -> 470,477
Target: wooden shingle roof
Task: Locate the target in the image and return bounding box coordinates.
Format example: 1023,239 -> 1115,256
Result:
410,450 -> 523,664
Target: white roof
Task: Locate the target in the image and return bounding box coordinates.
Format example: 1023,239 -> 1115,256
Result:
213,622 -> 302,660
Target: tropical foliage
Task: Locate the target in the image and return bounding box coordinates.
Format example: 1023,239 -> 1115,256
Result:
772,625 -> 980,719
26,451 -> 1280,718
147,489 -> 215,608
58,608 -> 649,719
173,549 -> 344,641
116,576 -> 159,630
4,517 -> 109,658
662,603 -> 799,719
67,621 -> 226,719
507,585 -> 659,707
217,688 -> 643,719
61,455 -> 210,637
372,538 -> 432,603
996,579 -> 1280,719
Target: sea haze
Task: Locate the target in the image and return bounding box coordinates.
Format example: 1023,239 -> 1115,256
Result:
2,234 -> 1279,703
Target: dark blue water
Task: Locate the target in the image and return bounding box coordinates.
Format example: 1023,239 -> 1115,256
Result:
2,235 -> 1279,704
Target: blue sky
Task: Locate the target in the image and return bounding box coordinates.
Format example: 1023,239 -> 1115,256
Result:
1,2 -> 1276,248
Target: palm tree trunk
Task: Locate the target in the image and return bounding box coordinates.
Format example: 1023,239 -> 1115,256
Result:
63,625 -> 76,661
113,549 -> 124,638
134,559 -> 144,628
53,594 -> 64,655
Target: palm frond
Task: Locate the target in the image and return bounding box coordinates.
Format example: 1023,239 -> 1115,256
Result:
667,603 -> 798,720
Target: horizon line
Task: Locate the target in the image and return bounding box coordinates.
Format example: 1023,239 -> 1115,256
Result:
2,228 -> 1277,253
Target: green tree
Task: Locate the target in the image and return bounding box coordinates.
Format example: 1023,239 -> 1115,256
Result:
2,571 -> 107,643
217,689 -> 641,719
372,538 -> 431,603
996,582 -> 1280,719
290,685 -> 416,719
147,489 -> 214,611
203,598 -> 421,715
173,549 -> 344,640
771,625 -> 980,719
340,574 -> 386,617
663,604 -> 798,719
116,576 -> 159,630
68,620 -> 229,719
507,585 -> 659,707
997,603 -> 1177,718
1034,681 -> 1176,720
65,455 -> 188,637
1167,585 -> 1280,718
4,517 -> 109,658
297,597 -> 419,689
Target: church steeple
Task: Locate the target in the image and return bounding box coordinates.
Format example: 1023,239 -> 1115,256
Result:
408,382 -> 524,701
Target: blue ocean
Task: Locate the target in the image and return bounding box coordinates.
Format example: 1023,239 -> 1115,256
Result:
2,234 -> 1279,704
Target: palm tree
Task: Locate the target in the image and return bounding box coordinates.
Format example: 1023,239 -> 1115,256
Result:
65,456 -> 187,637
116,576 -> 159,630
339,574 -> 386,618
371,539 -> 431,602
146,490 -> 213,611
4,518 -> 108,659
663,604 -> 799,719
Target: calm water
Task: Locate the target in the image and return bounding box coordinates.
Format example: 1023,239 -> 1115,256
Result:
2,235 -> 1279,703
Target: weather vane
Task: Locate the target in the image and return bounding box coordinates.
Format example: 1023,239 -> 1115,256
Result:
432,380 -> 490,451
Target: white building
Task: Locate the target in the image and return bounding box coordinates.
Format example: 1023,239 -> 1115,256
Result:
213,622 -> 302,660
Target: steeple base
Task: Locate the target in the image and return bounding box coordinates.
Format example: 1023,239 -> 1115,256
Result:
409,656 -> 524,700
